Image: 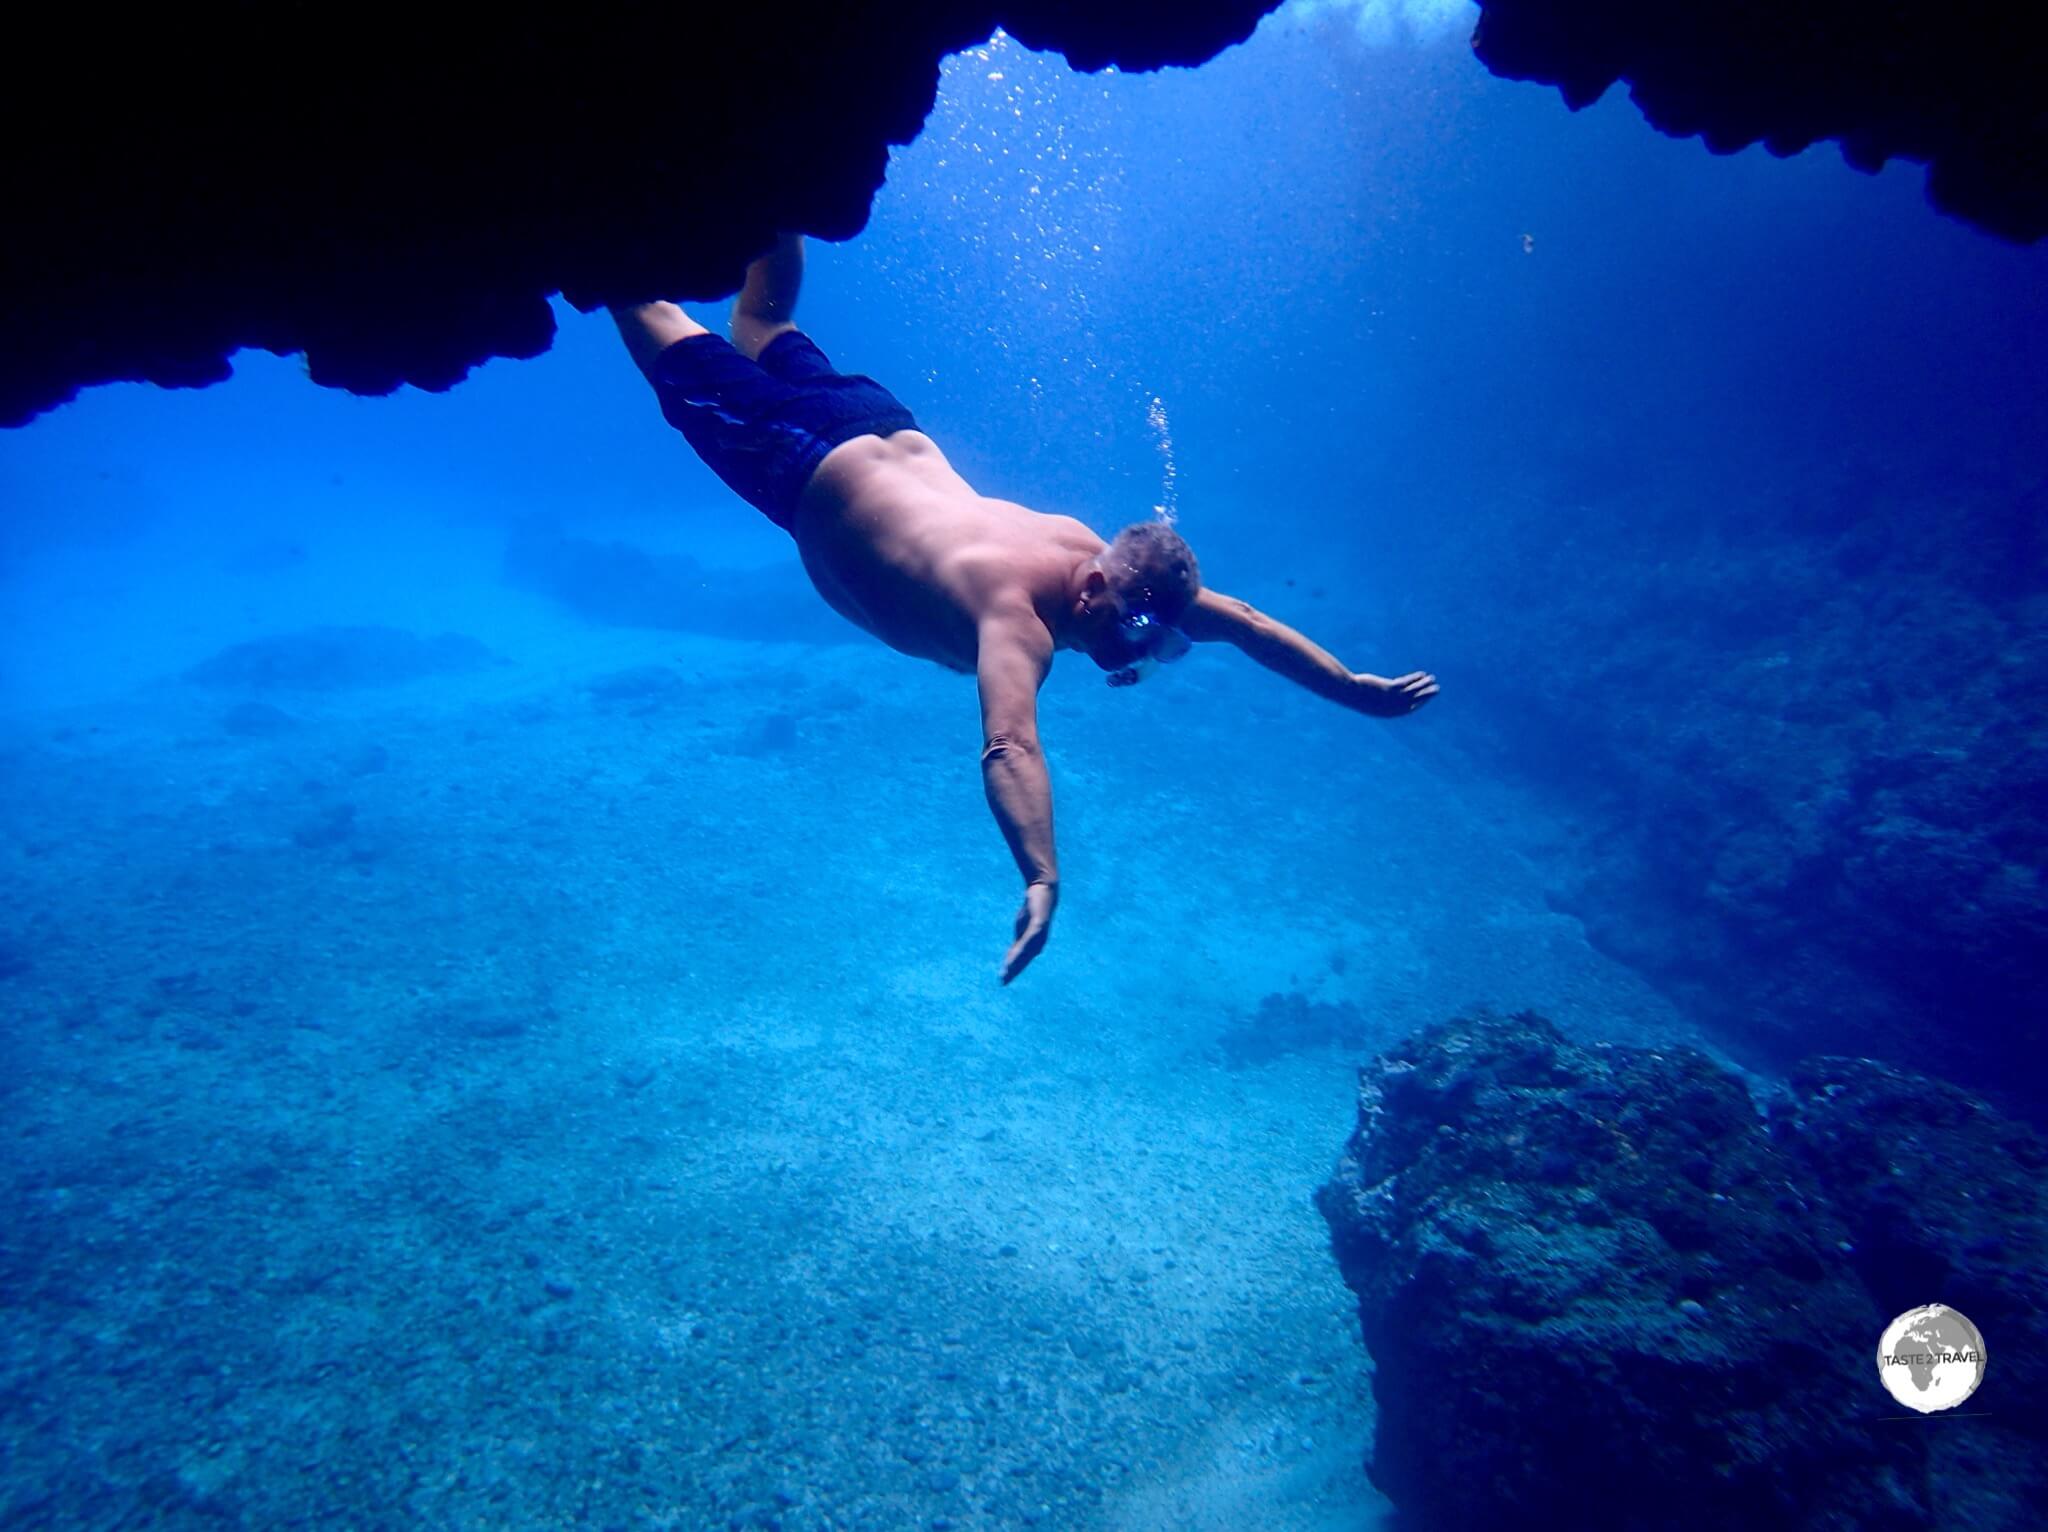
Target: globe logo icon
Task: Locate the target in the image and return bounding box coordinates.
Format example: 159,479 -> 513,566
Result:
1877,1305 -> 1987,1413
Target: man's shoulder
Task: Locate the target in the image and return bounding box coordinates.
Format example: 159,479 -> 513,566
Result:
974,586 -> 1057,658
977,589 -> 1055,635
952,536 -> 1062,608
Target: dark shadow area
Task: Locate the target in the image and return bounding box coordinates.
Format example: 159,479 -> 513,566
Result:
5,0 -> 2042,426
1476,0 -> 2048,241
0,2 -> 1276,426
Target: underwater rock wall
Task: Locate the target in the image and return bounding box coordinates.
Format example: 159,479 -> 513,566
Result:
1383,468 -> 2048,1117
7,0 -> 2042,426
1318,1011 -> 2048,1530
1779,1056 -> 2048,1456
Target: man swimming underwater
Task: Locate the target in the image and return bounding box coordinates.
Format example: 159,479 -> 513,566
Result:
612,236 -> 1437,984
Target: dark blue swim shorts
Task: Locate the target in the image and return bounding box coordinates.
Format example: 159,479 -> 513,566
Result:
650,329 -> 919,530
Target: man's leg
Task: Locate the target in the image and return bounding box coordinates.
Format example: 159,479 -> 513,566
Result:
731,233 -> 803,360
611,302 -> 709,382
610,234 -> 799,374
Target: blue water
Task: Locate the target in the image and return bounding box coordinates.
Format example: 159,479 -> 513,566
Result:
3,8 -> 2044,1529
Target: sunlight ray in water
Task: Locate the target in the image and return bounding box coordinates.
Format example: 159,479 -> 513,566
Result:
1282,0 -> 1480,46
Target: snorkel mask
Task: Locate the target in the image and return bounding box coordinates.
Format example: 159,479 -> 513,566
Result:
1097,604 -> 1191,688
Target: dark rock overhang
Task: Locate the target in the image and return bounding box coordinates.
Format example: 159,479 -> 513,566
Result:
3,0 -> 2039,428
1474,0 -> 2047,244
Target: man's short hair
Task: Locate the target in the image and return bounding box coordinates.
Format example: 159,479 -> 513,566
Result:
1103,520 -> 1200,624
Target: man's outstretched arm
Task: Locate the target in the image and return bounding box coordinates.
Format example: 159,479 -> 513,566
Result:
976,611 -> 1059,983
1179,588 -> 1438,717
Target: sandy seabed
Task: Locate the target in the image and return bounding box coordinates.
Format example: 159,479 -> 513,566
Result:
0,588 -> 1710,1531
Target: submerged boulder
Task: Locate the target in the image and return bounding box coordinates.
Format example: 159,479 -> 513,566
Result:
1316,1010 -> 2048,1530
504,522 -> 856,647
1218,989 -> 1372,1067
186,626 -> 497,692
219,699 -> 301,736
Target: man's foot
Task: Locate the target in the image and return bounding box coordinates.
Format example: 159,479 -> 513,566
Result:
732,233 -> 803,360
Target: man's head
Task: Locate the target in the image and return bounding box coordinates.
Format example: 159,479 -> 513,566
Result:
1071,521 -> 1201,685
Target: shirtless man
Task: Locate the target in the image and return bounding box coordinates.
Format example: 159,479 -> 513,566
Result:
612,236 -> 1437,984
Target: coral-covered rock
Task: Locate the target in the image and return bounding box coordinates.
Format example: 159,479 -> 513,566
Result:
1318,1011 -> 1935,1530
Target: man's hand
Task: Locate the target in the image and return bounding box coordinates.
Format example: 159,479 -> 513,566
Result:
1183,591 -> 1439,721
1350,670 -> 1439,717
1000,882 -> 1059,984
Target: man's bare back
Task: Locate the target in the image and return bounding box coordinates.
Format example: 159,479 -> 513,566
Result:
612,235 -> 1437,982
794,431 -> 1103,675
